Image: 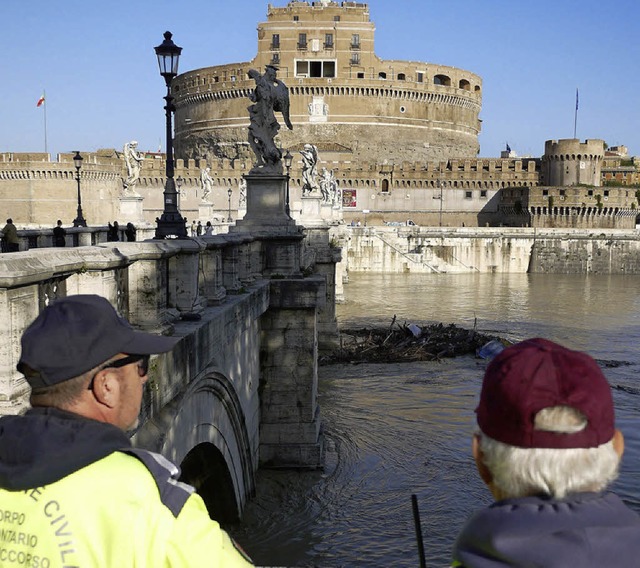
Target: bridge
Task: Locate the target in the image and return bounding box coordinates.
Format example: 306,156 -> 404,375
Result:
0,174 -> 341,524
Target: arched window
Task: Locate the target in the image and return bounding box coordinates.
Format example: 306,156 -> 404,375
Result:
434,74 -> 451,86
397,73 -> 406,81
459,79 -> 471,90
381,179 -> 390,192
378,72 -> 387,80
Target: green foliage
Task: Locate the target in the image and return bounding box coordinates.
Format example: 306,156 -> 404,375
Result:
595,194 -> 603,210
548,196 -> 554,210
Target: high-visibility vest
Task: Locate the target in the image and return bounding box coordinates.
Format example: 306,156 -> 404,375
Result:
0,449 -> 253,567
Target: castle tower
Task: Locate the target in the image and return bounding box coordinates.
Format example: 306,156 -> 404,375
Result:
172,1 -> 482,165
541,139 -> 605,187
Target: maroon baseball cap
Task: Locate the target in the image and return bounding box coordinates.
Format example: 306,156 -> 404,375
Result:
476,338 -> 615,449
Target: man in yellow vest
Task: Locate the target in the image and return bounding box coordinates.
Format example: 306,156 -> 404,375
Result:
0,294 -> 253,567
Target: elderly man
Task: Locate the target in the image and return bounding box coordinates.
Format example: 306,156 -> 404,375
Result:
452,337 -> 640,567
0,294 -> 253,567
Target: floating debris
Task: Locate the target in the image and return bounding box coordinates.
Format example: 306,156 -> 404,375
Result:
322,316 -> 508,365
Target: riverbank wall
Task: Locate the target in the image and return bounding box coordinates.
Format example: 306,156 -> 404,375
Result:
341,227 -> 640,274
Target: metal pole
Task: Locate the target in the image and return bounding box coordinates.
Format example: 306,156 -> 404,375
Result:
155,84 -> 186,238
285,164 -> 291,217
439,181 -> 443,227
73,165 -> 87,227
411,494 -> 427,568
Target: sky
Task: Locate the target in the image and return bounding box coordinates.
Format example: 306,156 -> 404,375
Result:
2,0 -> 640,161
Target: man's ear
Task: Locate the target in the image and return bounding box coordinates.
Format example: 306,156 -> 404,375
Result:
613,429 -> 625,459
472,433 -> 493,487
90,370 -> 120,409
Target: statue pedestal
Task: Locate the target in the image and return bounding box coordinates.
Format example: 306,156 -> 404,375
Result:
232,173 -> 303,277
300,194 -> 322,222
119,194 -> 144,223
233,174 -> 296,229
199,201 -> 213,222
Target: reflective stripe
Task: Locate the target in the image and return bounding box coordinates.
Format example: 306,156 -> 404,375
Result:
120,448 -> 194,517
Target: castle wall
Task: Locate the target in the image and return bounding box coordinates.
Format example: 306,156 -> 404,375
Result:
343,227 -> 640,274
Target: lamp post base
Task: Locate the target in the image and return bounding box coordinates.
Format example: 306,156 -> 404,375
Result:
155,211 -> 187,239
73,207 -> 87,228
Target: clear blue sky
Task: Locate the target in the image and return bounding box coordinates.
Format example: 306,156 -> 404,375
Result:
2,0 -> 639,160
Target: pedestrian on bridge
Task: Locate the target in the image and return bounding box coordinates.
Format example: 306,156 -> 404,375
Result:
0,294 -> 253,567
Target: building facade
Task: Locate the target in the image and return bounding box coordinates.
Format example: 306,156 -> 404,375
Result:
172,1 -> 482,166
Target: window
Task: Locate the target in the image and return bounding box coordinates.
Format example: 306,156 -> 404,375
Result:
588,189 -> 594,196
271,34 -> 280,49
357,72 -> 365,79
381,179 -> 390,193
480,190 -> 487,199
465,191 -> 473,199
298,33 -> 307,49
271,53 -> 280,65
434,74 -> 451,86
325,33 -> 334,48
397,73 -> 406,81
351,34 -> 360,48
350,53 -> 360,65
293,15 -> 299,21
604,190 -> 610,197
334,15 -> 340,22
378,72 -> 387,79
416,72 -> 424,83
542,189 -> 549,196
296,59 -> 336,78
559,189 -> 566,196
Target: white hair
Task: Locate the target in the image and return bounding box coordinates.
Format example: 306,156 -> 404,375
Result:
478,406 -> 620,499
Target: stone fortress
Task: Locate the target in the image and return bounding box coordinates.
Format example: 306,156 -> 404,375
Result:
173,0 -> 482,165
1,0 -> 639,231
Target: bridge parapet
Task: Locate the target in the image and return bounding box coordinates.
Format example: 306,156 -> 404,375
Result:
0,216 -> 335,518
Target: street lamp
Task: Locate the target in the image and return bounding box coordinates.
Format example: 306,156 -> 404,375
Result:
176,176 -> 183,209
284,149 -> 293,217
72,151 -> 87,227
439,180 -> 444,227
154,31 -> 186,239
227,187 -> 233,222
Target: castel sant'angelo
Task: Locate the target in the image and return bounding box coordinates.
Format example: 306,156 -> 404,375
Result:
173,0 -> 482,165
1,1 -> 638,229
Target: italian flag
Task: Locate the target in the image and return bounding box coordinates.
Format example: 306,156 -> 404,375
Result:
36,93 -> 45,107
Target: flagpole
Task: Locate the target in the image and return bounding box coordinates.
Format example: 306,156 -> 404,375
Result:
573,88 -> 578,139
43,90 -> 48,155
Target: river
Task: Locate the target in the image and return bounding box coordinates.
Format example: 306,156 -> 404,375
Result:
231,273 -> 640,567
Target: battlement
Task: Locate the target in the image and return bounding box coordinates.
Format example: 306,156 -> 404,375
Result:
543,139 -> 605,160
267,1 -> 370,22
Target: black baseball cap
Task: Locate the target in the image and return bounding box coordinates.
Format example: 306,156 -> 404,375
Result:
18,295 -> 179,389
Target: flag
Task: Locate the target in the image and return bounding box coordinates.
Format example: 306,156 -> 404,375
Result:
36,93 -> 45,107
575,88 -> 579,111
506,142 -> 511,153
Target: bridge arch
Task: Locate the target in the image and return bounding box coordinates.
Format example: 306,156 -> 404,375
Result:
135,368 -> 256,522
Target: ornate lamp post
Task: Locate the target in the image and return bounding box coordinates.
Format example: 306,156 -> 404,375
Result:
154,31 -> 186,239
227,187 -> 233,222
176,176 -> 183,209
72,151 -> 87,227
284,149 -> 293,217
439,180 -> 444,227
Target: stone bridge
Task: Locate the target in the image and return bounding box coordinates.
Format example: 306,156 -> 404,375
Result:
0,175 -> 341,524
